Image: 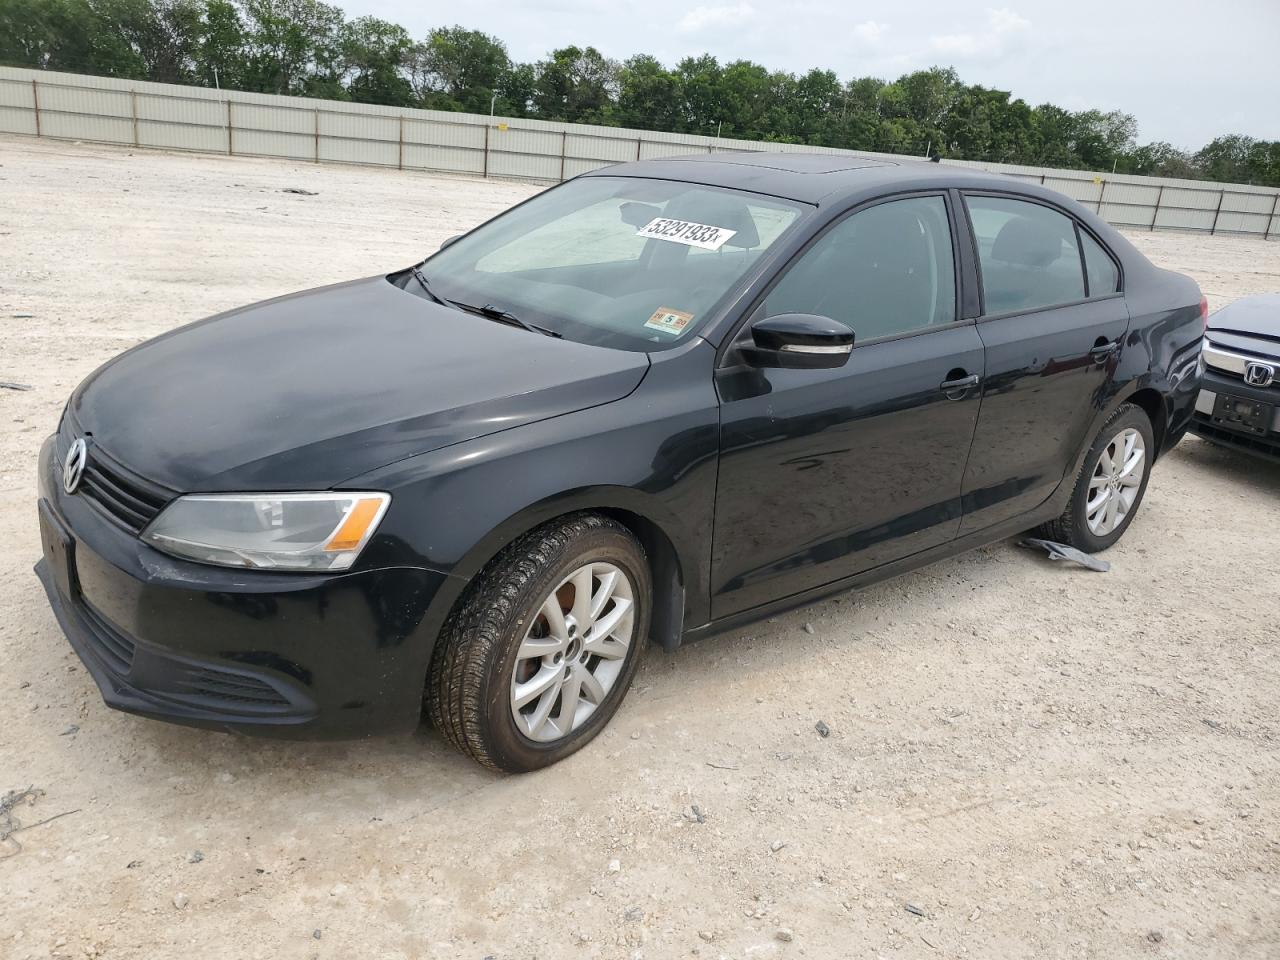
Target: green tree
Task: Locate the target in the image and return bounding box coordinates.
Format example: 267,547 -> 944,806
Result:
533,45 -> 616,123
238,0 -> 344,94
411,26 -> 510,113
341,15 -> 411,105
616,53 -> 678,131
673,53 -> 721,134
1120,141 -> 1195,179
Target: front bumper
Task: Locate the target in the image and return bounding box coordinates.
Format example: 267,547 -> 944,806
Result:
1190,368 -> 1280,463
35,435 -> 453,739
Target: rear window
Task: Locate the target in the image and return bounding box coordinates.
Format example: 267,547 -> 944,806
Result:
966,195 -> 1085,314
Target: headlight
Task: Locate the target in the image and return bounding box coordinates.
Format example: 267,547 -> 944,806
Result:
142,492 -> 390,572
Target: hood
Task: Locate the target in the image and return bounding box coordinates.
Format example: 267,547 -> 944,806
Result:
71,277 -> 649,491
1208,293 -> 1280,342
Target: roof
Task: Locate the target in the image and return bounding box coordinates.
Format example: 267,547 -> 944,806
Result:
583,150 -> 1009,206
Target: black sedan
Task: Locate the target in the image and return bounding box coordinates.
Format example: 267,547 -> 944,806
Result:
1191,293 -> 1280,461
36,153 -> 1205,772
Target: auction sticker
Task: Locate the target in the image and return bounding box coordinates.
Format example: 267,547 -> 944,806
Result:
644,307 -> 695,336
636,217 -> 737,251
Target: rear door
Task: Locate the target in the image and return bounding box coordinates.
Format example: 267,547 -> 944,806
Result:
957,192 -> 1130,534
711,193 -> 985,618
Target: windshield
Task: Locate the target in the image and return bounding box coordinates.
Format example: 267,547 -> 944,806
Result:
422,176 -> 808,351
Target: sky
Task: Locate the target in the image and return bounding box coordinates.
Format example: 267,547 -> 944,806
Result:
336,0 -> 1279,148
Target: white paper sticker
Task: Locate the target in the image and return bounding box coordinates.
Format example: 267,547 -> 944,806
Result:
644,307 -> 695,336
636,217 -> 737,251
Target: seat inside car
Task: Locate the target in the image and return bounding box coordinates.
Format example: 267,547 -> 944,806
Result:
984,214 -> 1082,313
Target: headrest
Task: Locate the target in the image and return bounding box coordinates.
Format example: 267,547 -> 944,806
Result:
662,193 -> 761,249
991,215 -> 1069,268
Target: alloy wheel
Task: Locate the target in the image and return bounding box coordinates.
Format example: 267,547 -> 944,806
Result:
1085,426 -> 1146,536
509,562 -> 635,743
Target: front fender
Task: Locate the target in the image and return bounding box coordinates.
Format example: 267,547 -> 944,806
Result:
345,342 -> 722,660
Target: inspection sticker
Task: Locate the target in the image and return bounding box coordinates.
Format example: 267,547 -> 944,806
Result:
644,307 -> 695,336
636,217 -> 737,251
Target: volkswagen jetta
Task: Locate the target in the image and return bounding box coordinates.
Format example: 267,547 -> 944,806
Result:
37,153 -> 1205,772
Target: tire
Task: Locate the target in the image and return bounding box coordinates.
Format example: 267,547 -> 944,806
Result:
426,513 -> 650,773
1035,403 -> 1155,553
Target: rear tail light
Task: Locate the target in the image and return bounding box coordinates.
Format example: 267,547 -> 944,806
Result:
1200,295 -> 1210,330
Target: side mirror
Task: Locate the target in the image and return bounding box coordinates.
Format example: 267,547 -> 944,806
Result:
439,234 -> 462,250
742,314 -> 854,369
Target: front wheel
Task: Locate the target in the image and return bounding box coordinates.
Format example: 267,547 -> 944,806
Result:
1035,403 -> 1154,553
426,514 -> 650,773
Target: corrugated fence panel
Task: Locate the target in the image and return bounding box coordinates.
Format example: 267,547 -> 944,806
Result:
568,132 -> 638,163
2,66 -> 1277,239
0,104 -> 38,135
0,77 -> 34,108
232,127 -> 314,161
38,82 -> 131,119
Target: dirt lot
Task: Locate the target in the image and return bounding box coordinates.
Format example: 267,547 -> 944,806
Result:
2,135 -> 1278,960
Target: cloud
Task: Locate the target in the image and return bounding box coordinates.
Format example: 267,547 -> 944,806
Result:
852,20 -> 890,45
929,7 -> 1031,58
677,2 -> 756,33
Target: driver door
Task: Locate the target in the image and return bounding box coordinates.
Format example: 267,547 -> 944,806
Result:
710,193 -> 985,619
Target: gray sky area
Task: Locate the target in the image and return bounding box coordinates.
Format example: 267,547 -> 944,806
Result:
336,0 -> 1278,148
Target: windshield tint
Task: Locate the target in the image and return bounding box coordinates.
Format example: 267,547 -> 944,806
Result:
423,176 -> 808,351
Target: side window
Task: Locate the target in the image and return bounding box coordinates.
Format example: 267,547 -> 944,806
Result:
1080,230 -> 1120,296
965,195 -> 1085,314
764,196 -> 956,342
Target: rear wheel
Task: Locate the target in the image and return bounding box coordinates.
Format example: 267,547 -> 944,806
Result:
426,513 -> 650,773
1036,403 -> 1154,552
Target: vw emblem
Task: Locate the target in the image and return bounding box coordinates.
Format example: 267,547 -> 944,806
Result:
63,438 -> 88,495
1244,362 -> 1275,388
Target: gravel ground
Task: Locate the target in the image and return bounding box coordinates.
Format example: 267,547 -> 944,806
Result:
2,135 -> 1278,960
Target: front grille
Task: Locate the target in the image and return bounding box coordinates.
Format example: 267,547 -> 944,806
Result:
1203,337 -> 1280,392
56,416 -> 174,535
77,448 -> 172,534
79,601 -> 137,676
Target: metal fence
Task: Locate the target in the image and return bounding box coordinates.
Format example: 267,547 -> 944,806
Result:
3,66 -> 1278,240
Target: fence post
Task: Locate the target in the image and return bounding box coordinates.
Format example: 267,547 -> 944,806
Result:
482,122 -> 490,178
636,137 -> 642,161
1265,193 -> 1279,242
1210,189 -> 1225,235
398,116 -> 404,171
1151,185 -> 1164,231
1096,179 -> 1107,214
31,79 -> 40,137
313,108 -> 319,162
130,90 -> 139,147
226,100 -> 233,155
559,130 -> 567,182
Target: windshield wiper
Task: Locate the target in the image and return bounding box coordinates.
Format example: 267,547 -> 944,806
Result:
407,265 -> 450,307
452,301 -> 562,338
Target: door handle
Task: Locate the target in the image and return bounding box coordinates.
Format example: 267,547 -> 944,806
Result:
1090,338 -> 1120,360
939,373 -> 980,399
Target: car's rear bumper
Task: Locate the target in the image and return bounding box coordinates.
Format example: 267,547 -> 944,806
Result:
35,435 -> 454,739
1189,369 -> 1280,463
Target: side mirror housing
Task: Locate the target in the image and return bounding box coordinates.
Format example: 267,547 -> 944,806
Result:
743,314 -> 854,369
